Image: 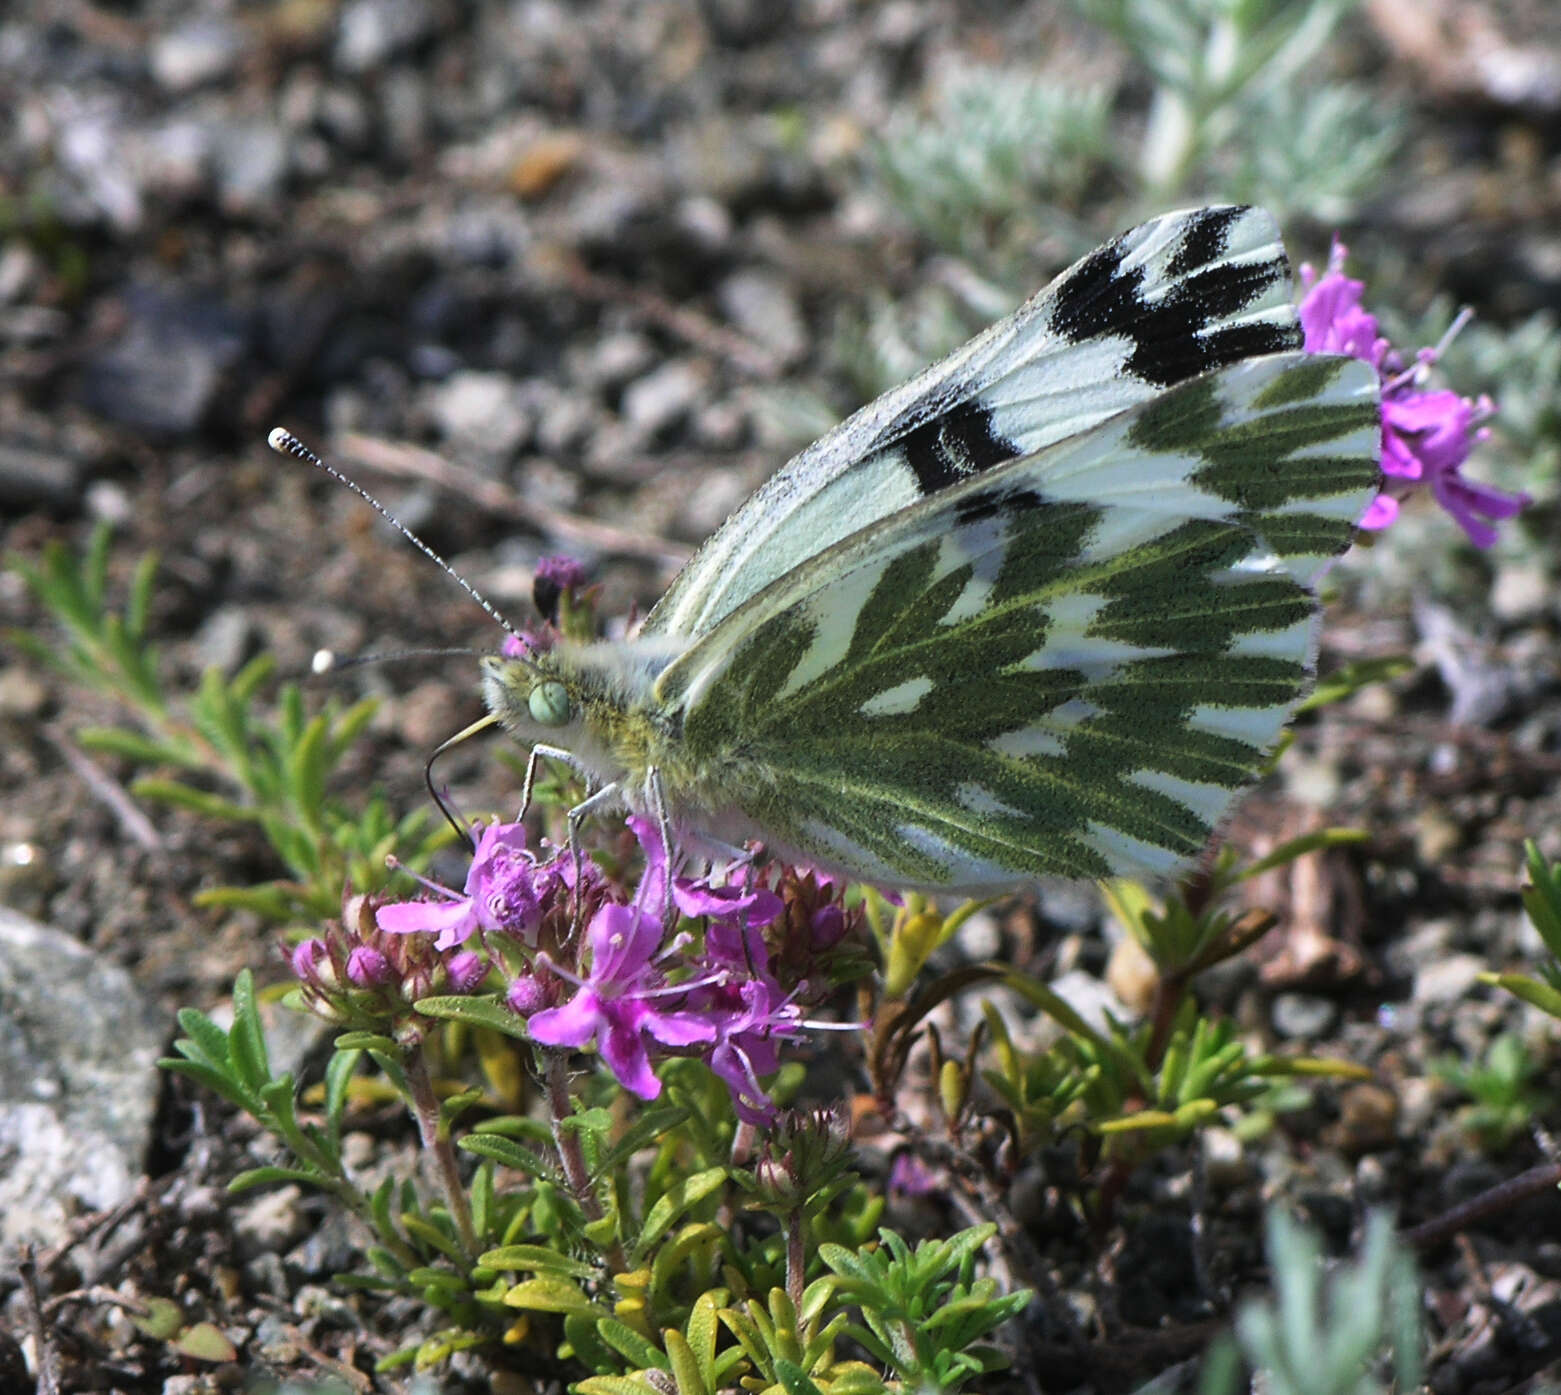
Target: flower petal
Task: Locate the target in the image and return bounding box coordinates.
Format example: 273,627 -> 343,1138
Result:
528,990 -> 605,1048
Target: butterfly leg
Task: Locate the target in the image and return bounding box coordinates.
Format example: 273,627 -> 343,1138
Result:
524,742 -> 610,932
520,742 -> 596,821
646,767 -> 675,923
554,780 -> 620,934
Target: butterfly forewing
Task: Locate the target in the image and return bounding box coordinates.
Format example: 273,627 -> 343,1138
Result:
646,205 -> 1302,639
654,354 -> 1381,890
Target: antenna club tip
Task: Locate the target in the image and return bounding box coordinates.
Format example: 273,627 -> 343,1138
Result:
267,426 -> 298,453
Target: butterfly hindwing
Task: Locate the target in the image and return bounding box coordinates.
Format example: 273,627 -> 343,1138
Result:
655,353 -> 1381,889
646,205 -> 1302,639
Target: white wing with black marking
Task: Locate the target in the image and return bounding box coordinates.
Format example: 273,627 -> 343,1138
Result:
644,205 -> 1303,640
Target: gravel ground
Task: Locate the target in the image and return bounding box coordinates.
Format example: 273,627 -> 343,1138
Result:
3,1 -> 1561,1391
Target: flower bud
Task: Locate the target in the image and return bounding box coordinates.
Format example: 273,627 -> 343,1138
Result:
291,938 -> 329,984
346,945 -> 392,988
507,975 -> 545,1014
446,951 -> 488,994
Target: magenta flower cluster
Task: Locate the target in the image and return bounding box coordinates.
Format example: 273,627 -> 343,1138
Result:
1299,241 -> 1528,547
312,814 -> 834,1126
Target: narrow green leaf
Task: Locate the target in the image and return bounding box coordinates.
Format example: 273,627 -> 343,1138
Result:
458,1133 -> 555,1177
575,1378 -> 658,1395
502,1276 -> 602,1317
75,728 -> 194,767
593,1316 -> 666,1367
227,970 -> 271,1093
130,778 -> 257,822
665,1329 -> 708,1395
479,1244 -> 599,1279
634,1167 -> 728,1261
1236,827 -> 1369,880
334,1031 -> 399,1053
228,1164 -> 336,1192
287,713 -> 330,833
402,1213 -> 464,1263
415,994 -> 529,1037
774,1358 -> 826,1395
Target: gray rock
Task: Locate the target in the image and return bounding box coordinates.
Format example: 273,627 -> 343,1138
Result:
1046,968 -> 1133,1036
191,606 -> 257,675
1490,563 -> 1552,623
576,331 -> 657,394
1270,992 -> 1338,1039
426,370 -> 532,462
150,20 -> 245,93
232,1184 -> 307,1260
1199,1125 -> 1248,1188
335,0 -> 436,73
77,287 -> 251,436
55,99 -> 143,231
532,383 -> 600,457
0,908 -> 165,1249
0,243 -> 43,304
717,269 -> 808,365
212,120 -> 291,213
621,360 -> 707,442
135,121 -> 213,203
0,841 -> 53,920
1412,952 -> 1487,1006
0,439 -> 82,511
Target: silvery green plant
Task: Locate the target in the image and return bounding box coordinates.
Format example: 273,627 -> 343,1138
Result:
1068,0 -> 1377,201
1196,1210 -> 1423,1395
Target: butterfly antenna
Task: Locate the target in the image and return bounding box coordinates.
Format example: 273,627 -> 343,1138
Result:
310,646 -> 482,677
268,427 -> 519,637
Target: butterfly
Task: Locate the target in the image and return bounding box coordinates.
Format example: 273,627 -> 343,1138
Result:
477,205 -> 1382,892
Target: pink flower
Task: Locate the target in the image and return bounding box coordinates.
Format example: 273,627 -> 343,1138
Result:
376,821 -> 556,951
1299,240 -> 1528,547
527,903 -> 716,1100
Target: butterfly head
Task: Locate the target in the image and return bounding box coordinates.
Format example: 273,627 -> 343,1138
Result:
481,652 -> 580,739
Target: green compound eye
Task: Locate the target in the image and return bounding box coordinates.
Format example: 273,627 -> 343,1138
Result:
528,680 -> 571,726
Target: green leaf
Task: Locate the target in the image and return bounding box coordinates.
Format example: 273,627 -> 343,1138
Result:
1481,971 -> 1561,1021
130,778 -> 257,822
502,1275 -> 602,1317
133,1297 -> 184,1339
459,1133 -> 555,1177
774,1358 -> 826,1395
172,1322 -> 238,1363
334,1031 -> 399,1053
1297,655 -> 1414,712
228,1165 -> 337,1192
575,1378 -> 658,1395
75,728 -> 196,767
1236,827 -> 1368,880
479,1244 -> 599,1280
634,1167 -> 729,1262
594,1317 -> 668,1368
414,994 -> 529,1037
229,971 -> 271,1081
665,1328 -> 709,1395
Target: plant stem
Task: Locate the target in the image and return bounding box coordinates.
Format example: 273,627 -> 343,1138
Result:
404,1037 -> 478,1262
544,1050 -> 628,1272
1402,1160 -> 1561,1252
785,1208 -> 805,1315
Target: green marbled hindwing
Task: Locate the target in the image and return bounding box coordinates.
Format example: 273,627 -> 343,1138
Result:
655,353 -> 1381,889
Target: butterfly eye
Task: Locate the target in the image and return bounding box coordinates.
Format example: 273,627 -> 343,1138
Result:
528,680 -> 571,726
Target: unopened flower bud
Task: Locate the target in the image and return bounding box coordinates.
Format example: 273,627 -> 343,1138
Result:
507,975 -> 545,1014
346,945 -> 392,988
291,938 -> 329,983
446,951 -> 488,993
